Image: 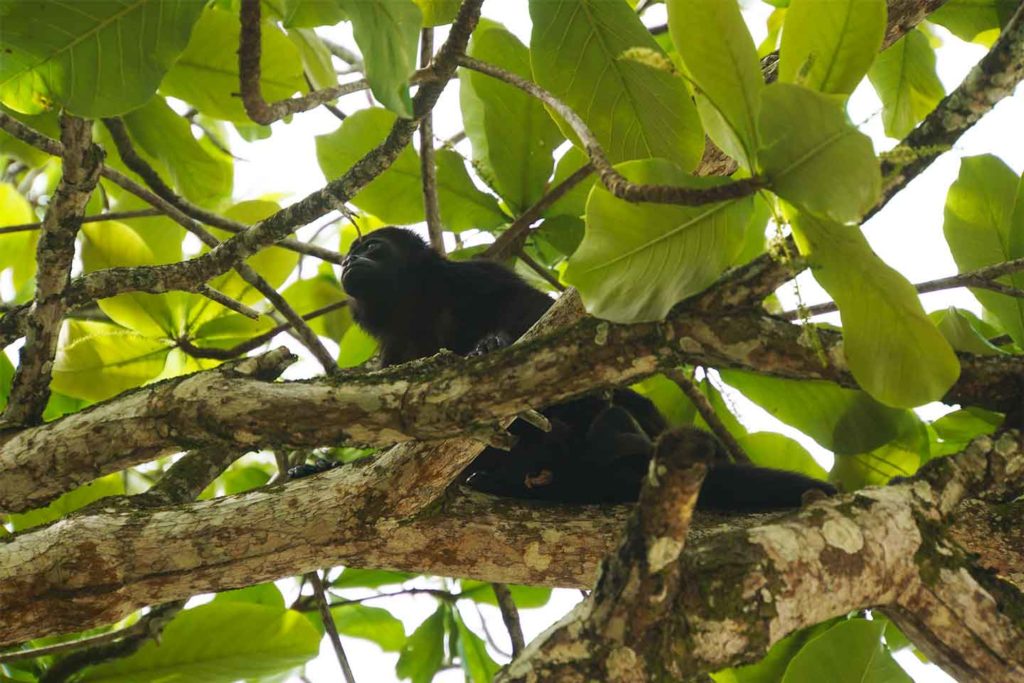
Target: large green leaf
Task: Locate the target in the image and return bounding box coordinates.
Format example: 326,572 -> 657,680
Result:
81,221 -> 186,338
713,621 -> 837,683
781,619 -> 912,683
331,568 -> 415,589
212,583 -> 286,609
121,97 -> 233,208
452,609 -> 500,683
459,581 -> 553,609
931,307 -> 1006,355
544,147 -> 596,219
6,473 -> 124,531
778,0 -> 886,96
0,105 -> 59,166
868,30 -> 945,139
0,0 -> 204,116
928,0 -> 1019,45
282,274 -> 351,342
564,158 -> 752,322
667,0 -> 763,169
337,0 -> 422,117
757,83 -> 880,223
944,155 -> 1024,345
0,182 -> 38,294
317,108 -> 506,229
160,6 -> 306,122
792,211 -> 959,407
52,320 -> 171,402
720,370 -> 917,455
329,604 -> 406,652
395,606 -> 447,683
460,20 -> 564,213
737,432 -> 830,480
413,0 -> 460,25
530,0 -> 703,170
79,602 -> 320,682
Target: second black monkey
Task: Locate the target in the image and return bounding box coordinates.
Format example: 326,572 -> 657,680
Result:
335,227 -> 835,510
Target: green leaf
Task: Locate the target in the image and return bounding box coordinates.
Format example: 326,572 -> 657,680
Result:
279,0 -> 348,28
52,320 -> 171,402
631,374 -> 697,428
737,432 -> 830,480
757,83 -> 880,223
396,606 -> 447,683
0,182 -> 38,293
778,0 -> 886,96
530,0 -> 703,170
535,214 -> 585,258
721,370 -> 917,455
792,211 -> 959,407
460,20 -> 564,213
667,0 -> 764,168
781,619 -> 912,683
944,155 -> 1024,345
0,0 -> 204,116
0,351 -> 13,412
713,620 -> 836,683
544,147 -> 596,219
338,323 -> 378,368
317,108 -> 505,229
161,6 -> 306,122
330,604 -> 406,652
81,221 -> 184,338
459,581 -> 553,609
79,602 -> 320,682
337,0 -> 422,117
7,473 -> 124,531
413,0 -> 460,26
452,609 -> 499,683
931,307 -> 1006,355
121,97 -> 233,208
212,584 -> 286,609
332,568 -> 415,589
928,0 -> 1018,45
283,275 -> 351,341
564,158 -> 752,322
931,407 -> 1002,442
288,28 -> 339,91
868,30 -> 945,139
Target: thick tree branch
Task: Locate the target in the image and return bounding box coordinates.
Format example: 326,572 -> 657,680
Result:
3,288 -> 1022,513
5,431 -> 1023,683
2,114 -> 102,427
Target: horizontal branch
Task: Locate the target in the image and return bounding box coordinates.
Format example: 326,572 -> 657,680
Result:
3,293 -> 1021,512
4,431 -> 1023,683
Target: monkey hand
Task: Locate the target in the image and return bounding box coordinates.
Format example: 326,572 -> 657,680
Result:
468,331 -> 512,357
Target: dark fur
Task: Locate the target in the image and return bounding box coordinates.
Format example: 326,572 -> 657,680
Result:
335,227 -> 835,510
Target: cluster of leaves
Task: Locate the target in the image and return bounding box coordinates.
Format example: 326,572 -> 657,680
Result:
0,0 -> 1020,681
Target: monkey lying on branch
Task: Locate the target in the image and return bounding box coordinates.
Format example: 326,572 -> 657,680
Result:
293,227 -> 835,510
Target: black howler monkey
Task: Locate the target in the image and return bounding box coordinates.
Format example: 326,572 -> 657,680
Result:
321,227 -> 835,510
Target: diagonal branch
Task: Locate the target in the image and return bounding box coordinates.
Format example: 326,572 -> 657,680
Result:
2,114 -> 102,427
457,55 -> 764,206
101,117 -> 339,375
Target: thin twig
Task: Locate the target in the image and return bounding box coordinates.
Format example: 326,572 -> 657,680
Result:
177,300 -> 348,361
0,209 -> 162,234
491,583 -> 525,658
197,285 -> 261,320
517,249 -> 565,291
419,27 -> 444,254
781,256 -> 1024,320
307,571 -> 357,683
101,118 -> 340,375
26,602 -> 186,683
664,368 -> 750,464
456,55 -> 764,206
483,163 -> 594,260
